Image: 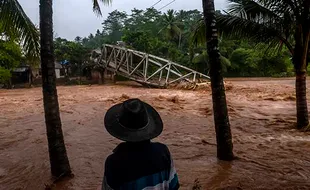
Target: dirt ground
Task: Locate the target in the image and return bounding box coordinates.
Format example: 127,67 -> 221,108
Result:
1,78 -> 310,190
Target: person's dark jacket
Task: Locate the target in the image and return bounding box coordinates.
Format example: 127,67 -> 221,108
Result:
102,141 -> 179,190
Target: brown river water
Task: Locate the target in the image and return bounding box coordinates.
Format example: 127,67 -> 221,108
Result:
1,78 -> 310,190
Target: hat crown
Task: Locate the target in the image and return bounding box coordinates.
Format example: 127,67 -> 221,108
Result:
119,99 -> 149,130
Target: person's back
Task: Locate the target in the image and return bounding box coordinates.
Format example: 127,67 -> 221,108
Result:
103,141 -> 178,190
102,99 -> 179,190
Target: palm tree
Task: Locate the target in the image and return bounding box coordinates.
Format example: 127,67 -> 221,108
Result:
39,0 -> 111,177
192,50 -> 231,75
40,0 -> 71,177
1,0 -> 111,178
202,0 -> 234,160
0,0 -> 40,60
159,10 -> 183,48
75,36 -> 82,43
215,0 -> 310,129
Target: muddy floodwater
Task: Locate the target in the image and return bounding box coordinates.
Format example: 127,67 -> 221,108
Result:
1,78 -> 310,190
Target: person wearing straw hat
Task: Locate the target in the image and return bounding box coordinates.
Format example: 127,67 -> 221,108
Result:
101,98 -> 179,190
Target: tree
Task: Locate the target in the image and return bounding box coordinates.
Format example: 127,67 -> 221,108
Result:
40,0 -> 72,177
159,10 -> 183,48
92,0 -> 112,16
102,10 -> 127,43
0,0 -> 40,60
75,36 -> 82,43
0,67 -> 11,84
96,29 -> 101,37
228,47 -> 292,77
216,0 -> 310,129
0,40 -> 22,85
202,0 -> 234,160
88,33 -> 94,39
40,0 -> 112,178
192,50 -> 231,74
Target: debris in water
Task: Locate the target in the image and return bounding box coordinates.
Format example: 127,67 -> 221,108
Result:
192,179 -> 202,190
168,95 -> 180,103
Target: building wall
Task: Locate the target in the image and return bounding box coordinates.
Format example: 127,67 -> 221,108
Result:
55,69 -> 61,78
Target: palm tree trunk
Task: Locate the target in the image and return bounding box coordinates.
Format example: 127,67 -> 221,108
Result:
178,33 -> 182,49
294,25 -> 309,129
295,71 -> 309,129
40,0 -> 72,177
202,0 -> 234,160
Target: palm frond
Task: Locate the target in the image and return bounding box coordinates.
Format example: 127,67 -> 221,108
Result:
192,50 -> 231,72
190,19 -> 205,46
171,25 -> 181,35
160,9 -> 182,40
217,14 -> 294,54
0,0 -> 39,59
257,0 -> 299,18
92,0 -> 112,16
227,0 -> 296,41
227,0 -> 282,25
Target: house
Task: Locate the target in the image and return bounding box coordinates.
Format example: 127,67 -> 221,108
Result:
11,65 -> 32,85
55,62 -> 65,78
32,62 -> 66,79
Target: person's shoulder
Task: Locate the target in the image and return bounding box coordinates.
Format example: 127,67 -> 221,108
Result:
151,142 -> 168,147
105,143 -> 126,162
150,142 -> 170,153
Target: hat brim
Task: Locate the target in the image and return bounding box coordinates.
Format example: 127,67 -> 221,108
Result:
104,102 -> 163,142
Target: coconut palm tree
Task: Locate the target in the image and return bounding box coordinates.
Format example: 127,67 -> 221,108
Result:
39,0 -> 111,177
202,0 -> 234,160
192,50 -> 231,75
0,0 -> 40,59
40,0 -> 72,177
215,0 -> 310,129
1,0 -> 111,178
195,0 -> 310,130
159,10 -> 183,48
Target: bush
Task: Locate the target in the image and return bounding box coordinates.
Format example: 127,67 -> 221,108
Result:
0,67 -> 11,84
226,48 -> 293,77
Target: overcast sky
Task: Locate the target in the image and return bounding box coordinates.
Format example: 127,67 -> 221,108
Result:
19,0 -> 227,40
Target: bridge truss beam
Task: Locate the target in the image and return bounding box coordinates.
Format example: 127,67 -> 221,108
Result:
97,44 -> 210,88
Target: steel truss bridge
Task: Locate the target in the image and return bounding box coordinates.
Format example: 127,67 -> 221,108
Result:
95,44 -> 210,88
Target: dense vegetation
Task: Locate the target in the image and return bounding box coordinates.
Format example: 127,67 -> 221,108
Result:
0,40 -> 23,83
0,7 -> 299,81
57,8 -> 294,78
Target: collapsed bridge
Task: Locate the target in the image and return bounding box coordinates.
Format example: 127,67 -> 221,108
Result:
95,44 -> 210,88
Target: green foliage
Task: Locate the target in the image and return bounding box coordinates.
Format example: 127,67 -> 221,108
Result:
216,0 -> 310,73
102,10 -> 127,42
0,40 -> 22,70
122,30 -> 151,52
228,47 -> 292,77
0,67 -> 11,84
159,10 -> 182,44
0,40 -> 22,84
72,7 -> 295,78
54,37 -> 91,76
54,37 -> 90,62
192,50 -> 231,74
216,0 -> 295,53
0,0 -> 39,59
